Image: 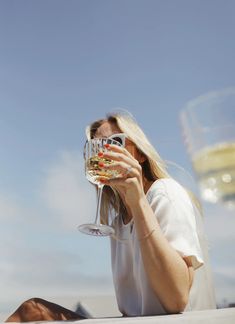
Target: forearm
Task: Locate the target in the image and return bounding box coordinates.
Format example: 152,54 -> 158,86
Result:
129,196 -> 192,313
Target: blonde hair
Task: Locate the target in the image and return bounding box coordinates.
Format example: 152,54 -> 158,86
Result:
86,110 -> 201,225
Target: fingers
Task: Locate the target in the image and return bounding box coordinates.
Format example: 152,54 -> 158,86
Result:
99,148 -> 139,170
99,161 -> 138,178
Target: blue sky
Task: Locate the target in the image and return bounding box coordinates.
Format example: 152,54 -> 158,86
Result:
0,0 -> 235,318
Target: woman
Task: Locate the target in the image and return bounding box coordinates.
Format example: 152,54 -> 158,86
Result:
5,111 -> 216,322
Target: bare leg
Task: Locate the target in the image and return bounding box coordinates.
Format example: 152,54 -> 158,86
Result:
5,298 -> 86,322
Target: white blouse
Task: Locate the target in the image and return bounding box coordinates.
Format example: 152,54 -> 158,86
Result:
110,178 -> 216,316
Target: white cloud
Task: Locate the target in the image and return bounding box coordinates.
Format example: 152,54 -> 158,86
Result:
0,194 -> 27,286
203,203 -> 235,241
213,271 -> 235,305
40,150 -> 96,230
201,203 -> 235,305
0,195 -> 20,220
215,266 -> 235,279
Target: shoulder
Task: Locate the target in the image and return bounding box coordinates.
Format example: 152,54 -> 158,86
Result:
147,178 -> 200,232
147,178 -> 190,202
146,178 -> 197,216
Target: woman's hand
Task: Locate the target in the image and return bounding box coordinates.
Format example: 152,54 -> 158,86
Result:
98,144 -> 145,206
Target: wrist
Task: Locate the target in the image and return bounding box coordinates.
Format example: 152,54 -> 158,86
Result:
126,193 -> 147,215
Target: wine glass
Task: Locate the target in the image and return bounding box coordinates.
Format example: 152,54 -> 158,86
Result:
180,87 -> 235,209
78,137 -> 123,236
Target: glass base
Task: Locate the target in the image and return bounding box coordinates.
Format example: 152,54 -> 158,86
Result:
78,223 -> 115,236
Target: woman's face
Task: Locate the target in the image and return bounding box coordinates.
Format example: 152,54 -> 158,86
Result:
94,121 -> 144,163
94,121 -> 120,139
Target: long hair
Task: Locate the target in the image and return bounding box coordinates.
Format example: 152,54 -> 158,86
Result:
86,111 -> 172,225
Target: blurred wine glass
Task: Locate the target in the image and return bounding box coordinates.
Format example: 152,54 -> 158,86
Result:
180,87 -> 235,209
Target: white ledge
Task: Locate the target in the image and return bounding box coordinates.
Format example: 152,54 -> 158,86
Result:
2,308 -> 235,324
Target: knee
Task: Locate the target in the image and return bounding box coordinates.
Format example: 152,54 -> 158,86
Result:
18,298 -> 45,321
5,298 -> 43,322
20,298 -> 40,311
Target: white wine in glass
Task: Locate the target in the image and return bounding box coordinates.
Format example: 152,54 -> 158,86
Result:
192,141 -> 235,206
78,137 -> 123,236
87,155 -> 121,184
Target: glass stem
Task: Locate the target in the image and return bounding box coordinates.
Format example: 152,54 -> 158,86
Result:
94,184 -> 104,226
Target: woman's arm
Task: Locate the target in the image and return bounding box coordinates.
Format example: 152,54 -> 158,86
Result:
129,195 -> 194,313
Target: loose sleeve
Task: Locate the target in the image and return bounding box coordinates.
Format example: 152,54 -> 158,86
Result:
149,187 -> 204,270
